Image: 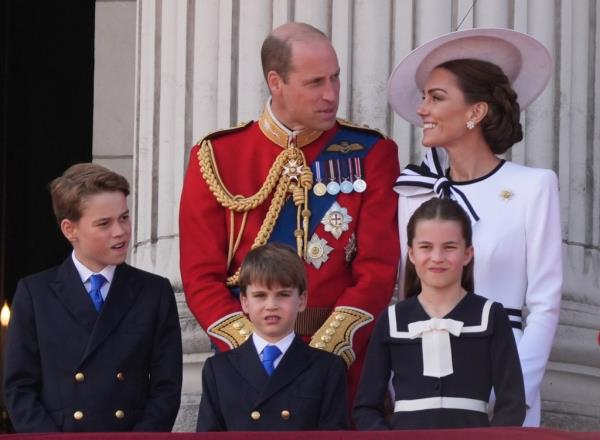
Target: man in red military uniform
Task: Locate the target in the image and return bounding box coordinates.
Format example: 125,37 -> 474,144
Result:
179,22 -> 399,400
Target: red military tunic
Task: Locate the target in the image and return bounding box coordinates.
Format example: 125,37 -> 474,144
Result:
179,105 -> 400,398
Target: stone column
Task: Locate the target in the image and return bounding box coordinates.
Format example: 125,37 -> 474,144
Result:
132,0 -> 211,431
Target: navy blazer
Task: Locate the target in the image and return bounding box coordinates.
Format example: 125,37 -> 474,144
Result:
196,336 -> 349,431
3,257 -> 183,432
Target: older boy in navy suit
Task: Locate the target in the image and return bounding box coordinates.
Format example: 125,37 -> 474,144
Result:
3,163 -> 182,432
196,243 -> 348,431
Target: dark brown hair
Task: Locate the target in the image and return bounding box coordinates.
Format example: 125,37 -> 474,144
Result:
239,243 -> 307,295
49,163 -> 130,224
261,22 -> 327,82
404,198 -> 474,298
437,58 -> 523,154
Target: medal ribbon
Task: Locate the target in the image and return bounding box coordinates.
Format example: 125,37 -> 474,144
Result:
315,161 -> 322,182
354,157 -> 362,180
270,126 -> 380,250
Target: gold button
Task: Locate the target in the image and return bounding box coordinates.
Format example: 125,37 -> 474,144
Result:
115,410 -> 125,419
233,322 -> 242,330
330,321 -> 341,328
335,314 -> 346,321
325,328 -> 335,335
315,342 -> 325,349
239,328 -> 249,336
73,411 -> 84,420
116,372 -> 125,381
281,410 -> 291,420
321,335 -> 332,342
74,372 -> 85,382
250,410 -> 261,421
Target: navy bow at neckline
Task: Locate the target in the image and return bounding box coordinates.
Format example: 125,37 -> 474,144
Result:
394,148 -> 480,224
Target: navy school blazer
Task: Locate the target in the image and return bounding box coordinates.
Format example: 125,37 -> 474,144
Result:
3,257 -> 182,432
196,335 -> 349,431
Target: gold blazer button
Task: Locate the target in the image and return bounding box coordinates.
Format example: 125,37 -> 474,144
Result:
281,410 -> 291,420
73,411 -> 84,421
250,410 -> 261,421
74,372 -> 85,382
115,410 -> 125,419
116,372 -> 125,381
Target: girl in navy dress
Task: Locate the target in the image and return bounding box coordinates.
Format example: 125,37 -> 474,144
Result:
354,198 -> 525,429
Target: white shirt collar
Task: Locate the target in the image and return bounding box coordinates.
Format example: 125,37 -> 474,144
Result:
252,330 -> 295,360
266,98 -> 303,137
71,251 -> 116,285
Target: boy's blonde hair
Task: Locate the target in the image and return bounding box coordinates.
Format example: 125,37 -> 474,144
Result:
49,163 -> 130,224
239,243 -> 307,295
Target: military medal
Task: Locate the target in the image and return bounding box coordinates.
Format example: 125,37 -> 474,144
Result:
344,232 -> 357,262
313,161 -> 327,196
326,160 -> 340,195
340,159 -> 353,194
321,202 -> 352,239
353,157 -> 367,193
306,234 -> 334,269
283,159 -> 303,182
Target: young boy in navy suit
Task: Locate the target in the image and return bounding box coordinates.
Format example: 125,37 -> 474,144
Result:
196,243 -> 348,431
3,163 -> 182,432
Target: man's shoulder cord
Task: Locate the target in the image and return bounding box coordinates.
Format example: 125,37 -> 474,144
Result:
197,139 -> 313,286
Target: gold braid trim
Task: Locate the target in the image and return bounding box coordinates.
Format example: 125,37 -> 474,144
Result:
198,139 -> 311,286
199,139 -> 292,212
309,307 -> 374,367
207,313 -> 254,349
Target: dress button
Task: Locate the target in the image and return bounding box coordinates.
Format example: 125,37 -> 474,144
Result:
281,410 -> 291,420
74,372 -> 85,382
250,410 -> 261,421
73,411 -> 84,420
116,372 -> 125,381
115,410 -> 125,419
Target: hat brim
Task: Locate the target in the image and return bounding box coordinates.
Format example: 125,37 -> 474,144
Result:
387,28 -> 553,126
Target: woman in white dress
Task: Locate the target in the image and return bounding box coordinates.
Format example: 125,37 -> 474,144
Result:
387,28 -> 562,427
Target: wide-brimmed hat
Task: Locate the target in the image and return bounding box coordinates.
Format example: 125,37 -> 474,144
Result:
388,28 -> 553,126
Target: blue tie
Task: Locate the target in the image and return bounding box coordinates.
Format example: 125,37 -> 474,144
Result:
88,274 -> 106,312
262,345 -> 281,376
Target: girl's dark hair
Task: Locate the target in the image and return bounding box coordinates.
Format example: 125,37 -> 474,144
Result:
403,198 -> 474,298
437,58 -> 523,154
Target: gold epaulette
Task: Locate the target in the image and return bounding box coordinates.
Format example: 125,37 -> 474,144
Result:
207,312 -> 254,349
193,121 -> 253,147
336,118 -> 387,139
309,306 -> 374,367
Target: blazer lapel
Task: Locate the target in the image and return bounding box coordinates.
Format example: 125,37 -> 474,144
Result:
80,264 -> 139,363
253,336 -> 316,408
230,339 -> 269,393
49,257 -> 98,335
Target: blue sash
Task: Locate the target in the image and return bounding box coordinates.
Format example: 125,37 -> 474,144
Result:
269,127 -> 380,248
